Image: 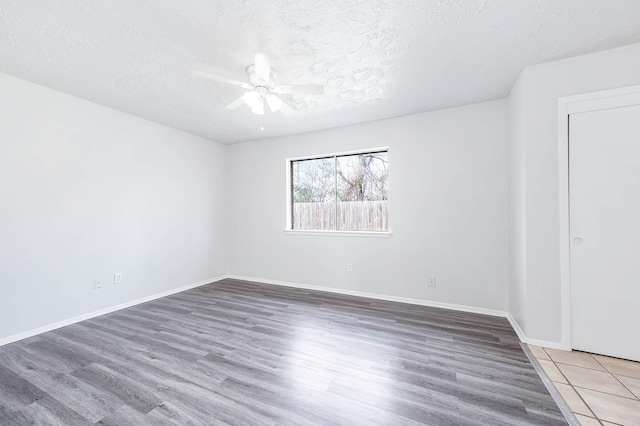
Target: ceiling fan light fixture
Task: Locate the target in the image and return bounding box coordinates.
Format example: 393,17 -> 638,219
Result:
243,91 -> 260,108
194,53 -> 324,117
251,100 -> 265,115
266,95 -> 283,112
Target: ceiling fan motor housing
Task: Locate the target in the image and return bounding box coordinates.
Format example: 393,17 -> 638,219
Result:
246,64 -> 275,88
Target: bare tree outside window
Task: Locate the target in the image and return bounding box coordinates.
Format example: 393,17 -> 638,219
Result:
291,150 -> 388,231
291,157 -> 335,230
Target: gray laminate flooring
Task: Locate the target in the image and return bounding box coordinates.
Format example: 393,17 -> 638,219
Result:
0,279 -> 567,425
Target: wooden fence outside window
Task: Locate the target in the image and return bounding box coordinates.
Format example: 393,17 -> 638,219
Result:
292,200 -> 388,231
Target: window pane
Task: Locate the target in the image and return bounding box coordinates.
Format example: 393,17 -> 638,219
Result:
336,152 -> 388,231
291,157 -> 336,230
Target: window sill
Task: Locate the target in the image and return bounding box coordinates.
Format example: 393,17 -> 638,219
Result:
283,230 -> 392,238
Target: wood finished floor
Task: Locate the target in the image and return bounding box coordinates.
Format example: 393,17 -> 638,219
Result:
0,279 -> 566,425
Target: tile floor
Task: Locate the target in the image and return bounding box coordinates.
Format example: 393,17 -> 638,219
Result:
529,345 -> 640,426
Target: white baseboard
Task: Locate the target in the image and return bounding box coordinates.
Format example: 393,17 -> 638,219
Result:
228,275 -> 568,350
525,338 -> 567,351
1,273 -> 568,352
504,314 -> 566,350
0,275 -> 226,347
227,274 -> 511,318
505,313 -> 527,343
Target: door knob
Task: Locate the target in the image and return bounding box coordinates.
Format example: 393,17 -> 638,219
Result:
573,237 -> 584,245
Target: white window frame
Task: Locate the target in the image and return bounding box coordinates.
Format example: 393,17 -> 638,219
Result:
285,147 -> 392,237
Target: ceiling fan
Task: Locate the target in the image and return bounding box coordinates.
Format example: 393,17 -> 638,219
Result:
193,53 -> 324,115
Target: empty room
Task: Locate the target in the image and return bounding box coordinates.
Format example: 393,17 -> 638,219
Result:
1,1 -> 640,425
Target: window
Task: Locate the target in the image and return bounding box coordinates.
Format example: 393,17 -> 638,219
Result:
289,149 -> 388,232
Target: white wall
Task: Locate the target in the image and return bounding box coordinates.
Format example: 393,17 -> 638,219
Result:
0,73 -> 228,342
227,100 -> 509,311
508,70 -> 527,334
508,42 -> 640,344
8,41 -> 637,347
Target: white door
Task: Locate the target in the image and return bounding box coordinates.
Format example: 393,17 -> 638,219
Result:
570,103 -> 640,362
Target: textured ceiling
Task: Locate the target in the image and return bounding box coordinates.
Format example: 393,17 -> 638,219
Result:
1,1 -> 639,144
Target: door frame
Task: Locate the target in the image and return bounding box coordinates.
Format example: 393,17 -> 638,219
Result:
558,84 -> 640,350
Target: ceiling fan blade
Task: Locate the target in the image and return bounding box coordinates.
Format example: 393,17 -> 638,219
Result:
273,84 -> 324,96
254,53 -> 271,84
224,95 -> 246,110
278,99 -> 295,116
192,70 -> 252,89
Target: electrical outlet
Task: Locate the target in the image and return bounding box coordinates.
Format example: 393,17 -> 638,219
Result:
428,276 -> 436,287
347,263 -> 353,272
94,278 -> 102,289
114,273 -> 122,284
